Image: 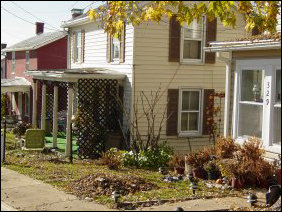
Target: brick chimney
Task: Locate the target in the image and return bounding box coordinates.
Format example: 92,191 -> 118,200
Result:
1,43 -> 7,50
71,8 -> 84,19
36,22 -> 44,35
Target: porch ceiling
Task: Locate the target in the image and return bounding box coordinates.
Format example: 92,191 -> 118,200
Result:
1,77 -> 31,93
25,68 -> 126,82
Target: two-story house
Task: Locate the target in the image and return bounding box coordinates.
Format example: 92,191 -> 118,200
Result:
25,6 -> 251,159
1,22 -> 67,124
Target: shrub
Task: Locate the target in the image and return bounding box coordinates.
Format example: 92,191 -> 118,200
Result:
217,138 -> 274,187
100,148 -> 123,170
215,137 -> 238,159
168,155 -> 185,169
122,143 -> 174,169
12,122 -> 32,138
186,146 -> 214,169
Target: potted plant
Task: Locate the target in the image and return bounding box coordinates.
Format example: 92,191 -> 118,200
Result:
217,159 -> 244,189
186,149 -> 210,179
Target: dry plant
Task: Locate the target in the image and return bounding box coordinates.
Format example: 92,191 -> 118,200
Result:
115,85 -> 170,153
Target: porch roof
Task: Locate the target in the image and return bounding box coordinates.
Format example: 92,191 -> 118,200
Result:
205,32 -> 281,52
25,68 -> 126,82
1,77 -> 31,93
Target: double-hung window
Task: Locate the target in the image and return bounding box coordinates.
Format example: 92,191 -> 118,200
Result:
179,89 -> 202,135
181,17 -> 205,63
25,51 -> 29,70
111,37 -> 120,61
234,59 -> 281,153
75,31 -> 82,63
11,51 -> 15,74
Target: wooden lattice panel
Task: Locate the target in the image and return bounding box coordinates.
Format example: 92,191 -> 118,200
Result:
77,79 -> 120,159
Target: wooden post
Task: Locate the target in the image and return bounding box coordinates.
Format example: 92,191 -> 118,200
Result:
41,81 -> 47,131
32,79 -> 37,128
52,83 -> 59,148
65,82 -> 74,157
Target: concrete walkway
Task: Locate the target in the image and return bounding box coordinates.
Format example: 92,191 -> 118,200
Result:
1,167 -> 113,211
1,167 -> 267,211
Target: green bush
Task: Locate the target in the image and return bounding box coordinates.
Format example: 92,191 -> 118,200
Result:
122,143 -> 174,169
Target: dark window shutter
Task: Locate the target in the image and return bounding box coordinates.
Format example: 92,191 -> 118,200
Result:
81,30 -> 85,63
202,89 -> 215,135
72,32 -> 76,63
106,33 -> 112,63
166,89 -> 179,136
169,15 -> 181,62
119,22 -> 126,63
205,18 -> 217,64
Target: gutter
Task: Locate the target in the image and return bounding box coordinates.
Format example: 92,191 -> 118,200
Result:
61,16 -> 92,28
205,42 -> 281,52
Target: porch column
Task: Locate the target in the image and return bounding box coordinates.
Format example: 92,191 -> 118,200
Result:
52,83 -> 59,148
41,81 -> 47,131
224,62 -> 231,137
65,82 -> 74,157
18,92 -> 22,121
32,79 -> 37,128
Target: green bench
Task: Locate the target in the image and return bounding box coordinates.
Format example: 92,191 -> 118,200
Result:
21,129 -> 45,150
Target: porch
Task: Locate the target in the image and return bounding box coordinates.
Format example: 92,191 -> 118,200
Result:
26,68 -> 126,159
1,77 -> 31,126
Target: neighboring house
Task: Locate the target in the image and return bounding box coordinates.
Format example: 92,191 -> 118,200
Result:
205,32 -> 281,161
1,22 -> 68,123
26,7 -> 250,158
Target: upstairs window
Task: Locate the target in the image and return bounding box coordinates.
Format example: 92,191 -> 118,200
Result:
25,51 -> 29,70
75,31 -> 82,63
181,17 -> 205,63
11,51 -> 15,73
111,38 -> 120,61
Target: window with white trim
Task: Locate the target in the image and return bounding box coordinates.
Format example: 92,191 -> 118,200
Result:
25,51 -> 29,70
234,59 -> 281,153
179,89 -> 202,135
75,31 -> 82,62
11,51 -> 15,74
181,17 -> 205,63
111,37 -> 120,61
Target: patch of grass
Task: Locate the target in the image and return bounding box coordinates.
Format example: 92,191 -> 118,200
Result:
2,136 -> 244,208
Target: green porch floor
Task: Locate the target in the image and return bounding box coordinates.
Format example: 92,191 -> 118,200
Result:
45,135 -> 78,156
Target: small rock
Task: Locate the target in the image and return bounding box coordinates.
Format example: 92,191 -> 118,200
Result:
85,197 -> 93,202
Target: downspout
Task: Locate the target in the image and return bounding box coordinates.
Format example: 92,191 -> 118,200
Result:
216,51 -> 232,137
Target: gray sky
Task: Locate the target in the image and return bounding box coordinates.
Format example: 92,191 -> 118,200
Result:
1,1 -> 103,46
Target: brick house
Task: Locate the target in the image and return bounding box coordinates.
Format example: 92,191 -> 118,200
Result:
1,22 -> 67,123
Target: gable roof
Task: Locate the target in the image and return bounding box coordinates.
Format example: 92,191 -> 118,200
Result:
2,31 -> 67,53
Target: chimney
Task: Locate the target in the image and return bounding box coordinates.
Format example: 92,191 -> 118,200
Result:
36,22 -> 44,35
71,8 -> 84,19
1,43 -> 7,50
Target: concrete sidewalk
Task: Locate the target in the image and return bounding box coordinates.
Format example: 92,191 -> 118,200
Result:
1,167 -> 113,211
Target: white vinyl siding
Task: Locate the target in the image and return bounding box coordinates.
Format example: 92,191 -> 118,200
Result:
69,22 -> 134,130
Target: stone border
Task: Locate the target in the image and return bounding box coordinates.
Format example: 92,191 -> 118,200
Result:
115,193 -> 240,210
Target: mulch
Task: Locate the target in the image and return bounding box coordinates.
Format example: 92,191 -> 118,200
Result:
65,172 -> 159,198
